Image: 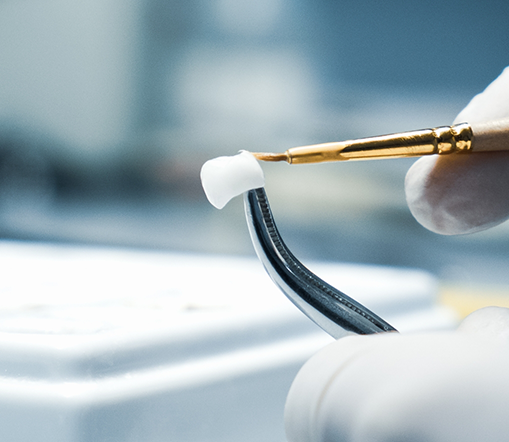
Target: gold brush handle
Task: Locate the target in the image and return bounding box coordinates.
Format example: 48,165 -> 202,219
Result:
252,118 -> 509,164
285,122 -> 474,164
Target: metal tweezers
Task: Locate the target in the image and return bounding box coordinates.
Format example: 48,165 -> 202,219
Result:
244,187 -> 397,339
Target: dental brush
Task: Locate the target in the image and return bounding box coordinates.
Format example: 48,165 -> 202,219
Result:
252,119 -> 509,164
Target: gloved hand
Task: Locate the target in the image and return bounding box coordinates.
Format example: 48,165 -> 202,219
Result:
405,67 -> 509,234
285,71 -> 509,441
285,307 -> 509,442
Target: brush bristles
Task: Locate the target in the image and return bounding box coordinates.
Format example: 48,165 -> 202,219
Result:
251,152 -> 288,162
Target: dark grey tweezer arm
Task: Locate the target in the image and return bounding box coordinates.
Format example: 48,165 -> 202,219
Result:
244,188 -> 397,339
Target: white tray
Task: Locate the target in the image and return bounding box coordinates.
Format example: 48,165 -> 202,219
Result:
0,241 -> 456,441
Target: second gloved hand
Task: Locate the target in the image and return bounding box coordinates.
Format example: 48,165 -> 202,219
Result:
285,307 -> 509,442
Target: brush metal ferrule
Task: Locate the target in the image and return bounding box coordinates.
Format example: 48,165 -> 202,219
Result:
285,122 -> 473,164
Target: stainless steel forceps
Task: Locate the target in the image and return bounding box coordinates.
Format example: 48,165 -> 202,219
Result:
244,187 -> 397,339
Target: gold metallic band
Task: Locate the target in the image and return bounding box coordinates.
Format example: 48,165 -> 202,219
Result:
449,122 -> 473,153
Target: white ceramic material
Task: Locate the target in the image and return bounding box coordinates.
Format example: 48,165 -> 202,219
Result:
200,151 -> 264,209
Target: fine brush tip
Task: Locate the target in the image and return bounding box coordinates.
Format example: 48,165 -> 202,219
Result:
251,152 -> 288,162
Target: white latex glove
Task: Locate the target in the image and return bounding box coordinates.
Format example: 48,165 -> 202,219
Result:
405,67 -> 509,234
285,307 -> 509,442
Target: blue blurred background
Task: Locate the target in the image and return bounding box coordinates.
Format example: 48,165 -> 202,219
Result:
1,0 -> 509,288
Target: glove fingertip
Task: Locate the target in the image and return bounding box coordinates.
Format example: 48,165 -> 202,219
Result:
405,154 -> 509,235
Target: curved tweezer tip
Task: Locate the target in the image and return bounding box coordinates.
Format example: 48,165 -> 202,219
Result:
244,187 -> 397,339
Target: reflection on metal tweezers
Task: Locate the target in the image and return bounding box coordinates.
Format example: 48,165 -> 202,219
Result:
244,187 -> 397,339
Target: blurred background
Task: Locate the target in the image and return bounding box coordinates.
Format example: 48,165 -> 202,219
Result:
1,0 -> 509,300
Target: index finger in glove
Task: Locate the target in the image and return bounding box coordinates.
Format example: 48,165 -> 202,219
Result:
405,66 -> 509,235
405,151 -> 509,235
